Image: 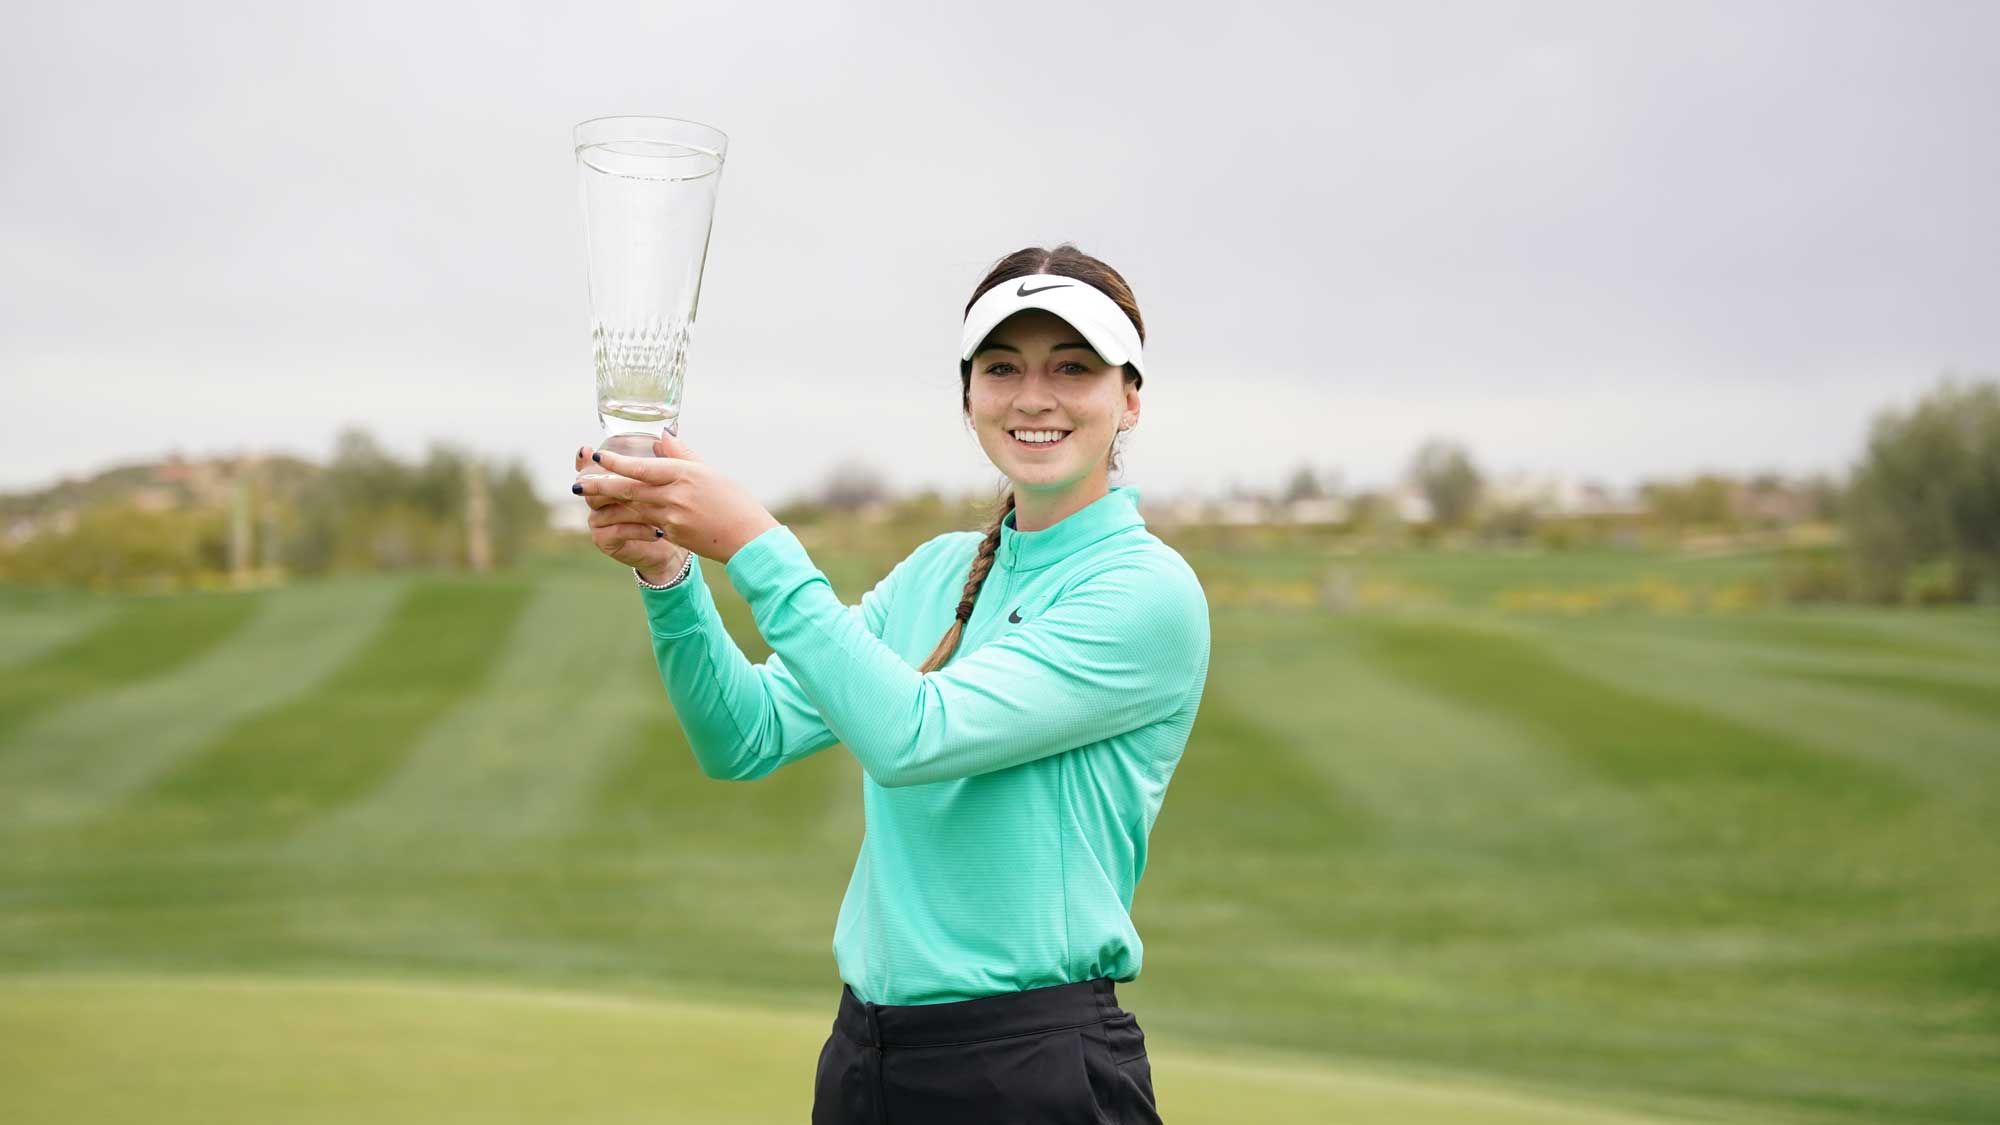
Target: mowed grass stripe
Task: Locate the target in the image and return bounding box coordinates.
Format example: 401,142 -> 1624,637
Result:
1136,611 -> 1992,1121
1140,665 -> 1376,969
284,575 -> 686,857
0,578 -> 409,832
0,597 -> 113,672
1205,614 -> 1648,855
1561,610 -> 2000,722
1717,613 -> 1991,664
83,578 -> 535,848
1135,615 -> 1734,1096
1176,693 -> 1372,853
1859,607 -> 2000,660
1586,610 -> 2000,724
1510,617 -> 2000,816
1759,662 -> 2000,723
0,592 -> 263,743
1351,617 -> 1917,817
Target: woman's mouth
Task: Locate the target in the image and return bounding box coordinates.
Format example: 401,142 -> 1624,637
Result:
1009,428 -> 1072,450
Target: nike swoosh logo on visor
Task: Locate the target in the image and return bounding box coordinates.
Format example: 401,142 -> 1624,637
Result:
1016,282 -> 1071,296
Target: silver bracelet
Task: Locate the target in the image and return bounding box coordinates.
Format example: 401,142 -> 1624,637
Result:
635,550 -> 694,591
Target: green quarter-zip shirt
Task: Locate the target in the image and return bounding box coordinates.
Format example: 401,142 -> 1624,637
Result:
638,485 -> 1210,1005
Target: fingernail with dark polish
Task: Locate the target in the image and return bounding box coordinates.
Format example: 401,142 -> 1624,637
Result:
570,483 -> 583,495
592,452 -> 601,463
654,528 -> 665,538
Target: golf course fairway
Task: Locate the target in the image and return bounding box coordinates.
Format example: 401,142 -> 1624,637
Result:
4,553 -> 1995,1121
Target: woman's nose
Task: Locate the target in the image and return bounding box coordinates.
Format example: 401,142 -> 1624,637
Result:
1013,370 -> 1059,406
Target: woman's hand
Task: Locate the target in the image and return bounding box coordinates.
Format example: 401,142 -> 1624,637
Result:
573,444 -> 689,581
574,432 -> 780,566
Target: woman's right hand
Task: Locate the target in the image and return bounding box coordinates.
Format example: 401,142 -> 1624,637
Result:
575,445 -> 690,582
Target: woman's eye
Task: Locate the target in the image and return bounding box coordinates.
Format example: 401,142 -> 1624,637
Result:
985,363 -> 1015,375
1061,363 -> 1089,374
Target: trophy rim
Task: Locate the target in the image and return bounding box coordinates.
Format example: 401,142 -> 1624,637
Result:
573,114 -> 730,155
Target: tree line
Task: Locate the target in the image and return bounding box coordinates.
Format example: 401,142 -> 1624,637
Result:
0,428 -> 549,593
1392,376 -> 1998,603
4,379 -> 1994,604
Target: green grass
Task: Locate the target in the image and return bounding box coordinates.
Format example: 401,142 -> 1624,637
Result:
0,590 -> 263,740
1,544 -> 1996,1123
0,974 -> 1700,1125
74,579 -> 537,848
1183,539 -> 1788,606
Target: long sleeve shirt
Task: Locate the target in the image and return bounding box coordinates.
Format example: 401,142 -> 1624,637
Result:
637,484 -> 1211,1005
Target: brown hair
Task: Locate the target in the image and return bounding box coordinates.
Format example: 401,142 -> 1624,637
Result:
917,243 -> 1147,674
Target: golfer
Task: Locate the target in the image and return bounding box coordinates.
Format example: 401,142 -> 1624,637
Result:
573,244 -> 1209,1124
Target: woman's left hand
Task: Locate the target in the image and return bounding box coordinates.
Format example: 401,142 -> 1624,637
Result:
577,432 -> 780,565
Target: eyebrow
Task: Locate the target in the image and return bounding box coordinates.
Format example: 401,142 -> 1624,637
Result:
976,342 -> 1096,355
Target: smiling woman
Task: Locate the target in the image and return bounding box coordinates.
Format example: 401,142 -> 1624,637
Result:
967,314 -> 1136,524
574,243 -> 1205,1125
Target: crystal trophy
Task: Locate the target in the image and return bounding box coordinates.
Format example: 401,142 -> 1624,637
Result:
573,115 -> 728,477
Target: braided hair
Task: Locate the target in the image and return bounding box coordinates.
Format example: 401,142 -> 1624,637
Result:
916,244 -> 1146,674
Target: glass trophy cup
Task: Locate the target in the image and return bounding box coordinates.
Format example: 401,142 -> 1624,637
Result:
573,115 -> 728,478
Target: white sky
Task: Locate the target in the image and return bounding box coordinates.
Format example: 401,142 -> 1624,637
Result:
3,0 -> 1996,520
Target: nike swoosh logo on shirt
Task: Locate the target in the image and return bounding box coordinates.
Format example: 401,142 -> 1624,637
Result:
1008,607 -> 1023,623
1016,282 -> 1071,297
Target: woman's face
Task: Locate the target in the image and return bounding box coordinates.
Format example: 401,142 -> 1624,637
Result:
966,308 -> 1140,498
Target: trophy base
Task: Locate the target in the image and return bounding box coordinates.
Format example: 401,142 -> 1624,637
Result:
576,431 -> 668,481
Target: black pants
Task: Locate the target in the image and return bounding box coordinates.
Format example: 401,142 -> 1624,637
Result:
811,976 -> 1162,1124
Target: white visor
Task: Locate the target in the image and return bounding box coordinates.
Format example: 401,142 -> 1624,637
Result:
959,274 -> 1146,379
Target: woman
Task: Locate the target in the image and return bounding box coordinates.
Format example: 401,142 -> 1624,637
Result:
573,244 -> 1209,1124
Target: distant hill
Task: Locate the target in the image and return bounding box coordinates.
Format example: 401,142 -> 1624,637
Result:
2,453 -> 320,549
0,430 -> 547,591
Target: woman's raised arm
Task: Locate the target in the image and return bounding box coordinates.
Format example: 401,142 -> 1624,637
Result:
641,553 -> 901,781
722,526 -> 1209,788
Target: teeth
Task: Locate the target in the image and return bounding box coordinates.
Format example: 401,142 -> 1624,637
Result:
1013,430 -> 1069,444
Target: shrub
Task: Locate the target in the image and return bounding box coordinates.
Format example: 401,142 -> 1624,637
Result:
1846,376 -> 2000,603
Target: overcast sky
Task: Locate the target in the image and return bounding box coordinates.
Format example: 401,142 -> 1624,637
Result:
3,0 -> 1995,520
